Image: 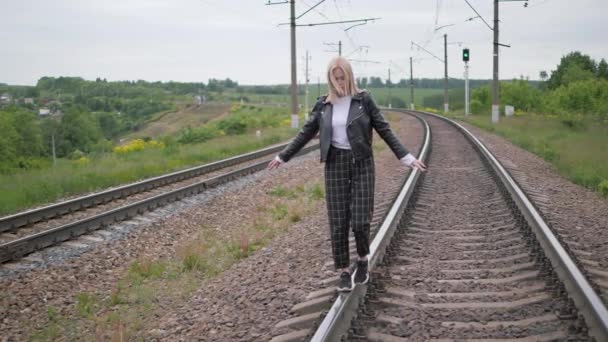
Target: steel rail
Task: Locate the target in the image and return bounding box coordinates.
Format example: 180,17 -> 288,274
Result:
310,112 -> 431,342
0,145 -> 318,263
423,111 -> 608,341
0,142 -> 291,233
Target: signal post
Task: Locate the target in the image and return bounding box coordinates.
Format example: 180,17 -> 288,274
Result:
463,48 -> 470,116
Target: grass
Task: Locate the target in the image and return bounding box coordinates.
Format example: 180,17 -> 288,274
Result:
0,126 -> 298,216
29,181 -> 325,340
450,112 -> 608,197
366,87 -> 443,108
124,103 -> 231,139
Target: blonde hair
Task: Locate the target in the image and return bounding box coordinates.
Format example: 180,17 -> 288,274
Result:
326,57 -> 360,103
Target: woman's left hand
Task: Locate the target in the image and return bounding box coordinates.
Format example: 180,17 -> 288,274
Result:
411,159 -> 427,172
401,154 -> 427,172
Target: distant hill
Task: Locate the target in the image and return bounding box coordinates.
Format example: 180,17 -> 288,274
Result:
123,103 -> 231,140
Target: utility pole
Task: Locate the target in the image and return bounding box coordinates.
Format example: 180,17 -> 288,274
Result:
317,77 -> 321,98
411,40 -> 445,110
304,50 -> 311,121
387,67 -> 391,108
492,0 -> 500,123
465,60 -> 470,116
324,40 -> 342,56
51,133 -> 56,166
444,33 -> 449,113
289,0 -> 299,128
269,0 -> 378,127
463,0 -> 525,122
410,56 -> 414,110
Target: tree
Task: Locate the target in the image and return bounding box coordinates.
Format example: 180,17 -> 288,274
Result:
356,77 -> 368,88
369,77 -> 384,87
547,51 -> 597,89
96,112 -> 122,139
598,59 -> 608,80
0,112 -> 19,167
11,109 -> 43,156
561,64 -> 595,85
539,70 -> 548,82
224,78 -> 238,88
57,107 -> 102,155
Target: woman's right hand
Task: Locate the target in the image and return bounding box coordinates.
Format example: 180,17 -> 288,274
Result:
267,156 -> 284,170
401,153 -> 427,172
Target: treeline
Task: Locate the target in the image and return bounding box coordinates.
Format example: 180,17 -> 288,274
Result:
0,75 -> 276,174
357,77 -> 503,89
35,77 -> 179,137
0,105 -> 122,173
469,52 -> 608,125
34,76 -> 238,96
419,51 -> 608,124
242,78 -> 500,96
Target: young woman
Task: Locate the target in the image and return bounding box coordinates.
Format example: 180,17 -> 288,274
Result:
268,57 -> 426,292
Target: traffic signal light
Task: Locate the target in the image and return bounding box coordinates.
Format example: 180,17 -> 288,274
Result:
463,48 -> 470,62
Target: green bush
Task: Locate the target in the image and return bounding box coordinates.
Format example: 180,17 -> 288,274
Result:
559,112 -> 586,130
67,149 -> 86,160
501,80 -> 542,112
15,157 -> 50,171
599,179 -> 608,198
217,117 -> 247,135
177,126 -> 218,144
470,80 -> 542,114
543,79 -> 608,121
470,99 -> 484,115
389,97 -> 406,109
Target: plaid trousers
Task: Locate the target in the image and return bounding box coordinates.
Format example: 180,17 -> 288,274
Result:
324,146 -> 375,270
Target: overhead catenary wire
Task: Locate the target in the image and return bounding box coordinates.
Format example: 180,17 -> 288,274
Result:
299,0 -> 363,55
463,0 -> 493,30
299,0 -> 377,76
268,0 -> 380,125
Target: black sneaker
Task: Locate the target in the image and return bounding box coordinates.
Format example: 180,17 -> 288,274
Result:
353,259 -> 369,284
337,272 -> 353,292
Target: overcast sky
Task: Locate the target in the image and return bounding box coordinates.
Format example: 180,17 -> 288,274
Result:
1,0 -> 607,86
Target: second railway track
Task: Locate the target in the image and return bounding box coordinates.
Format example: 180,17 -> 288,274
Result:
0,143 -> 318,264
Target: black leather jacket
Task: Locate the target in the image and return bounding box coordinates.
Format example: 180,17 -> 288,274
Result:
278,90 -> 409,163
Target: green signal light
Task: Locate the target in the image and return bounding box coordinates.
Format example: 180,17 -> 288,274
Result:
463,48 -> 470,62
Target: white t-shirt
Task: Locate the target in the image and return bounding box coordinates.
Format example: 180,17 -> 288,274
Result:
275,94 -> 418,167
331,96 -> 352,149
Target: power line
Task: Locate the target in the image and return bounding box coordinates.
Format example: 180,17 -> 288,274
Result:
299,0 -> 361,54
411,41 -> 444,64
299,0 -> 375,81
332,0 -> 360,55
324,41 -> 342,56
267,0 -> 378,128
281,17 -> 380,27
344,22 -> 367,31
344,45 -> 369,57
463,0 -> 493,31
296,0 -> 326,19
433,0 -> 442,30
414,0 -> 443,62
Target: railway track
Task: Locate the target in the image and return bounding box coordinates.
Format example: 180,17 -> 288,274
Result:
271,111 -> 608,341
0,142 -> 318,264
